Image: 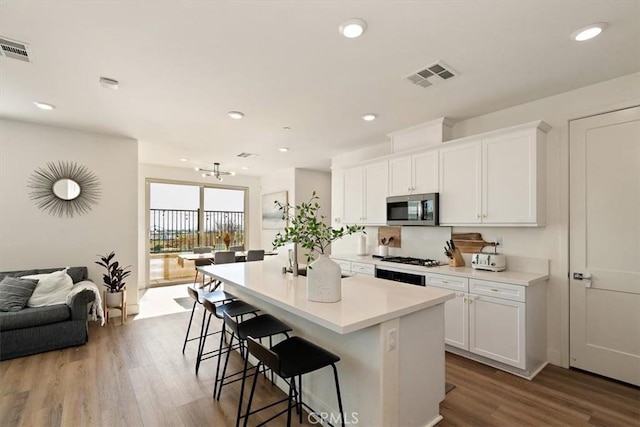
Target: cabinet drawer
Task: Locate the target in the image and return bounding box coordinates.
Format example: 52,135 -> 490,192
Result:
334,260 -> 352,273
426,273 -> 468,292
469,279 -> 525,302
351,262 -> 375,276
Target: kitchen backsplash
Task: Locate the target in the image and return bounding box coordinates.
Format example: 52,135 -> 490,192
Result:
331,225 -> 453,261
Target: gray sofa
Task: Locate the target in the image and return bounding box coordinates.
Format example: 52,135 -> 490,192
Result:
0,266 -> 96,361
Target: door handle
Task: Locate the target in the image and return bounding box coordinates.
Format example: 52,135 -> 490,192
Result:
573,272 -> 592,288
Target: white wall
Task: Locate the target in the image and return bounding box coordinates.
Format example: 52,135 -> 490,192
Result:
0,119 -> 139,310
260,168 -> 331,265
137,163 -> 262,287
330,72 -> 640,368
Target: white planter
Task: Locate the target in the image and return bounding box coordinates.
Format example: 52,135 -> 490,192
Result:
105,291 -> 124,308
306,255 -> 342,303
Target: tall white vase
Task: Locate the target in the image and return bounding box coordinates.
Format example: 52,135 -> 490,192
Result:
306,254 -> 342,303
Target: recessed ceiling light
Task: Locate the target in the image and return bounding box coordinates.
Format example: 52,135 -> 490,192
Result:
33,101 -> 55,111
179,158 -> 188,162
570,22 -> 607,41
279,147 -> 289,152
362,113 -> 377,121
241,166 -> 249,170
339,18 -> 367,38
228,111 -> 245,119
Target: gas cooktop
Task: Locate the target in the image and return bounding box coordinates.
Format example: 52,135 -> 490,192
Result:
376,256 -> 444,268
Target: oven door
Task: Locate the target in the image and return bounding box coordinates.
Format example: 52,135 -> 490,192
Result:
375,267 -> 425,287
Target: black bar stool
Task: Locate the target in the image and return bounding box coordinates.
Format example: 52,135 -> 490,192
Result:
242,336 -> 345,427
182,286 -> 234,352
196,298 -> 260,374
215,312 -> 292,408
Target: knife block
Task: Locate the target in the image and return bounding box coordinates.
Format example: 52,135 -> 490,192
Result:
448,248 -> 465,267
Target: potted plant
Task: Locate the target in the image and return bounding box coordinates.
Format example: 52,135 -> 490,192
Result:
272,191 -> 364,302
96,251 -> 131,307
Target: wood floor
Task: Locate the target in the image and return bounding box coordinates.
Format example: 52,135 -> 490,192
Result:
1,309 -> 639,427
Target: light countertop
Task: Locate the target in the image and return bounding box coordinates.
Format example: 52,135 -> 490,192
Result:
332,254 -> 549,286
198,258 -> 454,334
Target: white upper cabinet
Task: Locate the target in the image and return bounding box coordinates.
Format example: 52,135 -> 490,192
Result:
389,156 -> 412,195
439,121 -> 549,226
389,150 -> 439,196
343,160 -> 388,225
343,166 -> 364,224
413,151 -> 439,194
439,141 -> 482,224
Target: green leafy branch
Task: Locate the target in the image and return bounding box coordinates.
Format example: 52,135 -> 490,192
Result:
272,191 -> 365,263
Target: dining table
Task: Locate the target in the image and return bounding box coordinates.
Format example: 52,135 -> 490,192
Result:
176,250 -> 276,267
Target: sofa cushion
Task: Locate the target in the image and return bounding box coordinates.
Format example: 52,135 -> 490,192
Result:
0,304 -> 71,331
0,277 -> 38,312
0,267 -> 87,284
23,269 -> 74,307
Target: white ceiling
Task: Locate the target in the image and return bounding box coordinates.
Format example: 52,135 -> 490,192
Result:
1,1 -> 638,177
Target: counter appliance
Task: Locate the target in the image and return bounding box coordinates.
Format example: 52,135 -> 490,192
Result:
471,253 -> 507,272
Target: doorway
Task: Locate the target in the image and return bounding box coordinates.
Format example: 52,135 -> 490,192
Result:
147,181 -> 247,287
569,106 -> 640,386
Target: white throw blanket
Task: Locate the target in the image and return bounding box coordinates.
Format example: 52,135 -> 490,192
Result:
66,280 -> 105,326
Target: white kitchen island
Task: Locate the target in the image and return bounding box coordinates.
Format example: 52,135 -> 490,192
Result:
199,258 -> 454,427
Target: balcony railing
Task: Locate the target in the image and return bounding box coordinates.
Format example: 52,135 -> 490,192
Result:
150,209 -> 245,253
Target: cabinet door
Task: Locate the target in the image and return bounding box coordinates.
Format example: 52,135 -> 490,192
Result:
343,166 -> 364,224
363,161 -> 388,224
469,294 -> 525,369
412,150 -> 439,194
444,292 -> 469,350
482,130 -> 539,224
439,141 -> 482,224
334,259 -> 352,274
388,156 -> 412,196
351,262 -> 375,276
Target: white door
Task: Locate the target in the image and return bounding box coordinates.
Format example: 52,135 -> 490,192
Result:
569,106 -> 640,386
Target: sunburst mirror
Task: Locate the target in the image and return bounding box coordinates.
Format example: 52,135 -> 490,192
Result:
28,161 -> 101,217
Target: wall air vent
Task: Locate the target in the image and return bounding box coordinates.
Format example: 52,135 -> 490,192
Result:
0,36 -> 31,62
236,152 -> 258,158
404,61 -> 457,88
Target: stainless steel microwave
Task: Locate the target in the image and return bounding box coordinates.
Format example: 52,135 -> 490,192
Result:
386,193 -> 439,226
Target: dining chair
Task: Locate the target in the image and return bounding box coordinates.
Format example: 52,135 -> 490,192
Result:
246,250 -> 265,262
214,251 -> 236,265
229,245 -> 245,252
193,246 -> 214,286
194,246 -> 214,254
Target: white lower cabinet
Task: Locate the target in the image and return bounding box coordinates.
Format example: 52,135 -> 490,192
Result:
468,292 -> 525,369
332,259 -> 375,276
425,273 -> 468,350
426,273 -> 546,378
351,262 -> 375,276
334,259 -> 352,274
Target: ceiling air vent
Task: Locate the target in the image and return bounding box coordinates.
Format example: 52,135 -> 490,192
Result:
236,152 -> 258,158
0,36 -> 31,62
405,61 -> 457,88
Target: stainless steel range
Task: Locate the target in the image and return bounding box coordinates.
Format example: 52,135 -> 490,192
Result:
374,256 -> 444,286
379,256 -> 444,268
